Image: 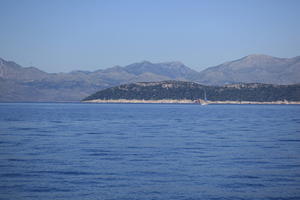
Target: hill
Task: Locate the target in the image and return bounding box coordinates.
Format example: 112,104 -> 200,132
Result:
83,80 -> 300,102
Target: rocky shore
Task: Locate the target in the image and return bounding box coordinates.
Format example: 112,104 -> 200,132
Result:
83,99 -> 194,104
83,99 -> 300,105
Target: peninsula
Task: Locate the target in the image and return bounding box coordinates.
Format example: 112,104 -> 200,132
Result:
82,81 -> 300,104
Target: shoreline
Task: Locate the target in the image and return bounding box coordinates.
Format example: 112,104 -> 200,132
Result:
82,99 -> 300,105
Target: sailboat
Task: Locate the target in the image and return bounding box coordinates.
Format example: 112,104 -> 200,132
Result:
201,90 -> 208,106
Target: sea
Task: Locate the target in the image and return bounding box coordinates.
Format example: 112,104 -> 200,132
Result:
0,103 -> 300,200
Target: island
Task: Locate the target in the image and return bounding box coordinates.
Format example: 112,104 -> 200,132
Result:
82,80 -> 300,104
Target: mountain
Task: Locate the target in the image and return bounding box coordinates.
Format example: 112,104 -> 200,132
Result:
0,58 -> 49,81
124,60 -> 198,80
0,54 -> 300,102
83,80 -> 300,102
196,54 -> 300,85
0,59 -> 198,102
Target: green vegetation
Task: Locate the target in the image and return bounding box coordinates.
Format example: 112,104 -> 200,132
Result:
83,81 -> 300,102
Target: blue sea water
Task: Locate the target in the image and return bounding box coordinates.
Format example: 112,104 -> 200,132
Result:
0,103 -> 300,200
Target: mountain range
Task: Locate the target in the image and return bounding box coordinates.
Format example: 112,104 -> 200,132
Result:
0,54 -> 299,102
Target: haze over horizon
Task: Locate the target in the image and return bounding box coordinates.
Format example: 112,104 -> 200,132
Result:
1,0 -> 300,73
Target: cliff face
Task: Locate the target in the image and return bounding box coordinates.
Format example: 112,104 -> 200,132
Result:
83,81 -> 300,102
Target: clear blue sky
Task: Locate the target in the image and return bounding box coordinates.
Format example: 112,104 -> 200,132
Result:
0,0 -> 299,72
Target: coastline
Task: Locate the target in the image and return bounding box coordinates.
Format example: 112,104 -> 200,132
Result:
82,99 -> 300,105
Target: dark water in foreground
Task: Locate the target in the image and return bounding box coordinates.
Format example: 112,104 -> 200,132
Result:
0,103 -> 300,200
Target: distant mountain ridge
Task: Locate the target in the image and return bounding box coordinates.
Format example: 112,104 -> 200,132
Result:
0,58 -> 195,102
0,54 -> 299,102
197,54 -> 300,85
0,58 -> 48,80
123,60 -> 198,80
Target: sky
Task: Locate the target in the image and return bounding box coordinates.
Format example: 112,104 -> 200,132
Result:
0,0 -> 300,73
